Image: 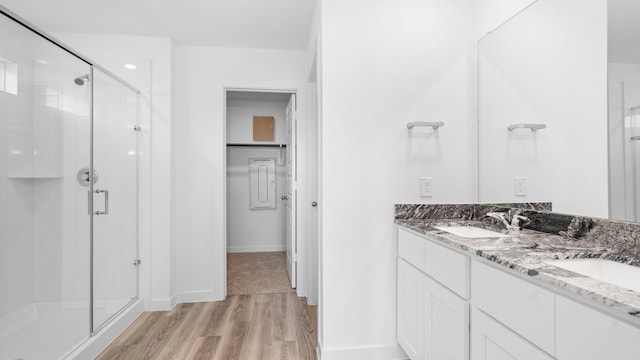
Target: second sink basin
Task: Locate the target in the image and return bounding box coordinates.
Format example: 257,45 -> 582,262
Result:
545,258 -> 640,293
434,226 -> 511,238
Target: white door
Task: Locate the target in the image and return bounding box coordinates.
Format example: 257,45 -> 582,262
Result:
285,94 -> 297,288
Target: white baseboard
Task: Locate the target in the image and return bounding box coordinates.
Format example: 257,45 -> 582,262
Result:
145,295 -> 178,311
227,244 -> 286,253
318,343 -> 408,360
176,291 -> 224,303
66,299 -> 144,360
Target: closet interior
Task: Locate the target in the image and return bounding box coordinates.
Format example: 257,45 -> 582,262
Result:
225,90 -> 293,295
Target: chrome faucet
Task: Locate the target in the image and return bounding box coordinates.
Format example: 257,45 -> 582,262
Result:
485,211 -> 529,234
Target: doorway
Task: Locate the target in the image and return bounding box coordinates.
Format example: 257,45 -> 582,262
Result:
225,90 -> 297,295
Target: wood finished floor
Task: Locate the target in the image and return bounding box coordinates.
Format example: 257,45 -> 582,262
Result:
227,252 -> 294,295
96,252 -> 316,360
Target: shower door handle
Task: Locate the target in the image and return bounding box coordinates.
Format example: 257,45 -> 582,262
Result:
94,189 -> 109,215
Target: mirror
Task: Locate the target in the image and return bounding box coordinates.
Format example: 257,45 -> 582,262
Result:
478,0 -> 640,222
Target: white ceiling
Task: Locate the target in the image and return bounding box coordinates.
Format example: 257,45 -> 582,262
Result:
0,0 -> 316,50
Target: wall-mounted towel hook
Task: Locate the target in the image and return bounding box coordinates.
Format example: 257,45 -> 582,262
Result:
407,121 -> 444,130
507,123 -> 546,132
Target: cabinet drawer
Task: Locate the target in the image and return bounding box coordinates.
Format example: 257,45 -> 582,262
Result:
471,260 -> 555,355
424,239 -> 468,298
556,295 -> 640,360
398,228 -> 425,271
471,307 -> 554,360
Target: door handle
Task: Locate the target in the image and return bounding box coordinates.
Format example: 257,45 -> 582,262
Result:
94,189 -> 109,215
311,201 -> 318,207
281,195 -> 288,200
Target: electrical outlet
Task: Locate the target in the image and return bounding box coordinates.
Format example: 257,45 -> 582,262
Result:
420,177 -> 433,197
514,177 -> 526,196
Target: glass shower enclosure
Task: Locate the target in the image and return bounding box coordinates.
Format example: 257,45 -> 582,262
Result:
0,7 -> 140,360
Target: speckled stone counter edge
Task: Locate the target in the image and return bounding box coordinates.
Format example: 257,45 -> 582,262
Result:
395,203 -> 640,257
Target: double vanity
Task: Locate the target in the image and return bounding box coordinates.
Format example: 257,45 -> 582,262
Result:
395,204 -> 640,360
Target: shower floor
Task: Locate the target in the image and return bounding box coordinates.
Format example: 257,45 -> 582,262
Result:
0,299 -> 132,360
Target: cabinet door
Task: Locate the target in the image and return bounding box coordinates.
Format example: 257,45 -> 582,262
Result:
398,259 -> 425,360
556,295 -> 640,360
471,308 -> 553,360
425,276 -> 469,360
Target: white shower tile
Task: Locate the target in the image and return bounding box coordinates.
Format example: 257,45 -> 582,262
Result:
0,296 -> 9,318
33,257 -> 62,302
7,262 -> 32,295
6,288 -> 33,315
6,231 -> 32,269
0,261 -> 8,298
33,136 -> 62,177
0,177 -> 8,202
33,105 -> 62,137
7,133 -> 33,177
7,179 -> 33,217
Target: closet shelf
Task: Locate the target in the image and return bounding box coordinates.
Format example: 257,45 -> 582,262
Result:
226,143 -> 287,148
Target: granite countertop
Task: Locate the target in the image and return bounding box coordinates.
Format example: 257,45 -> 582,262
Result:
395,218 -> 640,324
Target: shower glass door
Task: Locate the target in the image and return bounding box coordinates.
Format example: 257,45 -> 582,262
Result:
0,11 -> 92,360
91,67 -> 139,332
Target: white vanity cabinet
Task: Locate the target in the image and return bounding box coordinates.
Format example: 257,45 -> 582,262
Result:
396,224 -> 640,360
397,228 -> 469,360
471,307 -> 554,360
555,295 -> 640,360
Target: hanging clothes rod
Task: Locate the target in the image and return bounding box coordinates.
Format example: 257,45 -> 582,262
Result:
507,123 -> 546,132
226,143 -> 287,148
407,121 -> 445,130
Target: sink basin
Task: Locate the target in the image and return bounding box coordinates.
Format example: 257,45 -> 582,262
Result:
433,226 -> 511,238
545,259 -> 640,293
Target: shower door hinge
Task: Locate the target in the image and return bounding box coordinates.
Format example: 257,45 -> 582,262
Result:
133,125 -> 141,132
133,259 -> 141,266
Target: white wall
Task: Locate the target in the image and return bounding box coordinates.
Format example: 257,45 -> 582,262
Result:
226,148 -> 287,252
477,0 -> 608,218
173,45 -> 308,302
53,33 -> 175,310
318,0 -> 475,357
